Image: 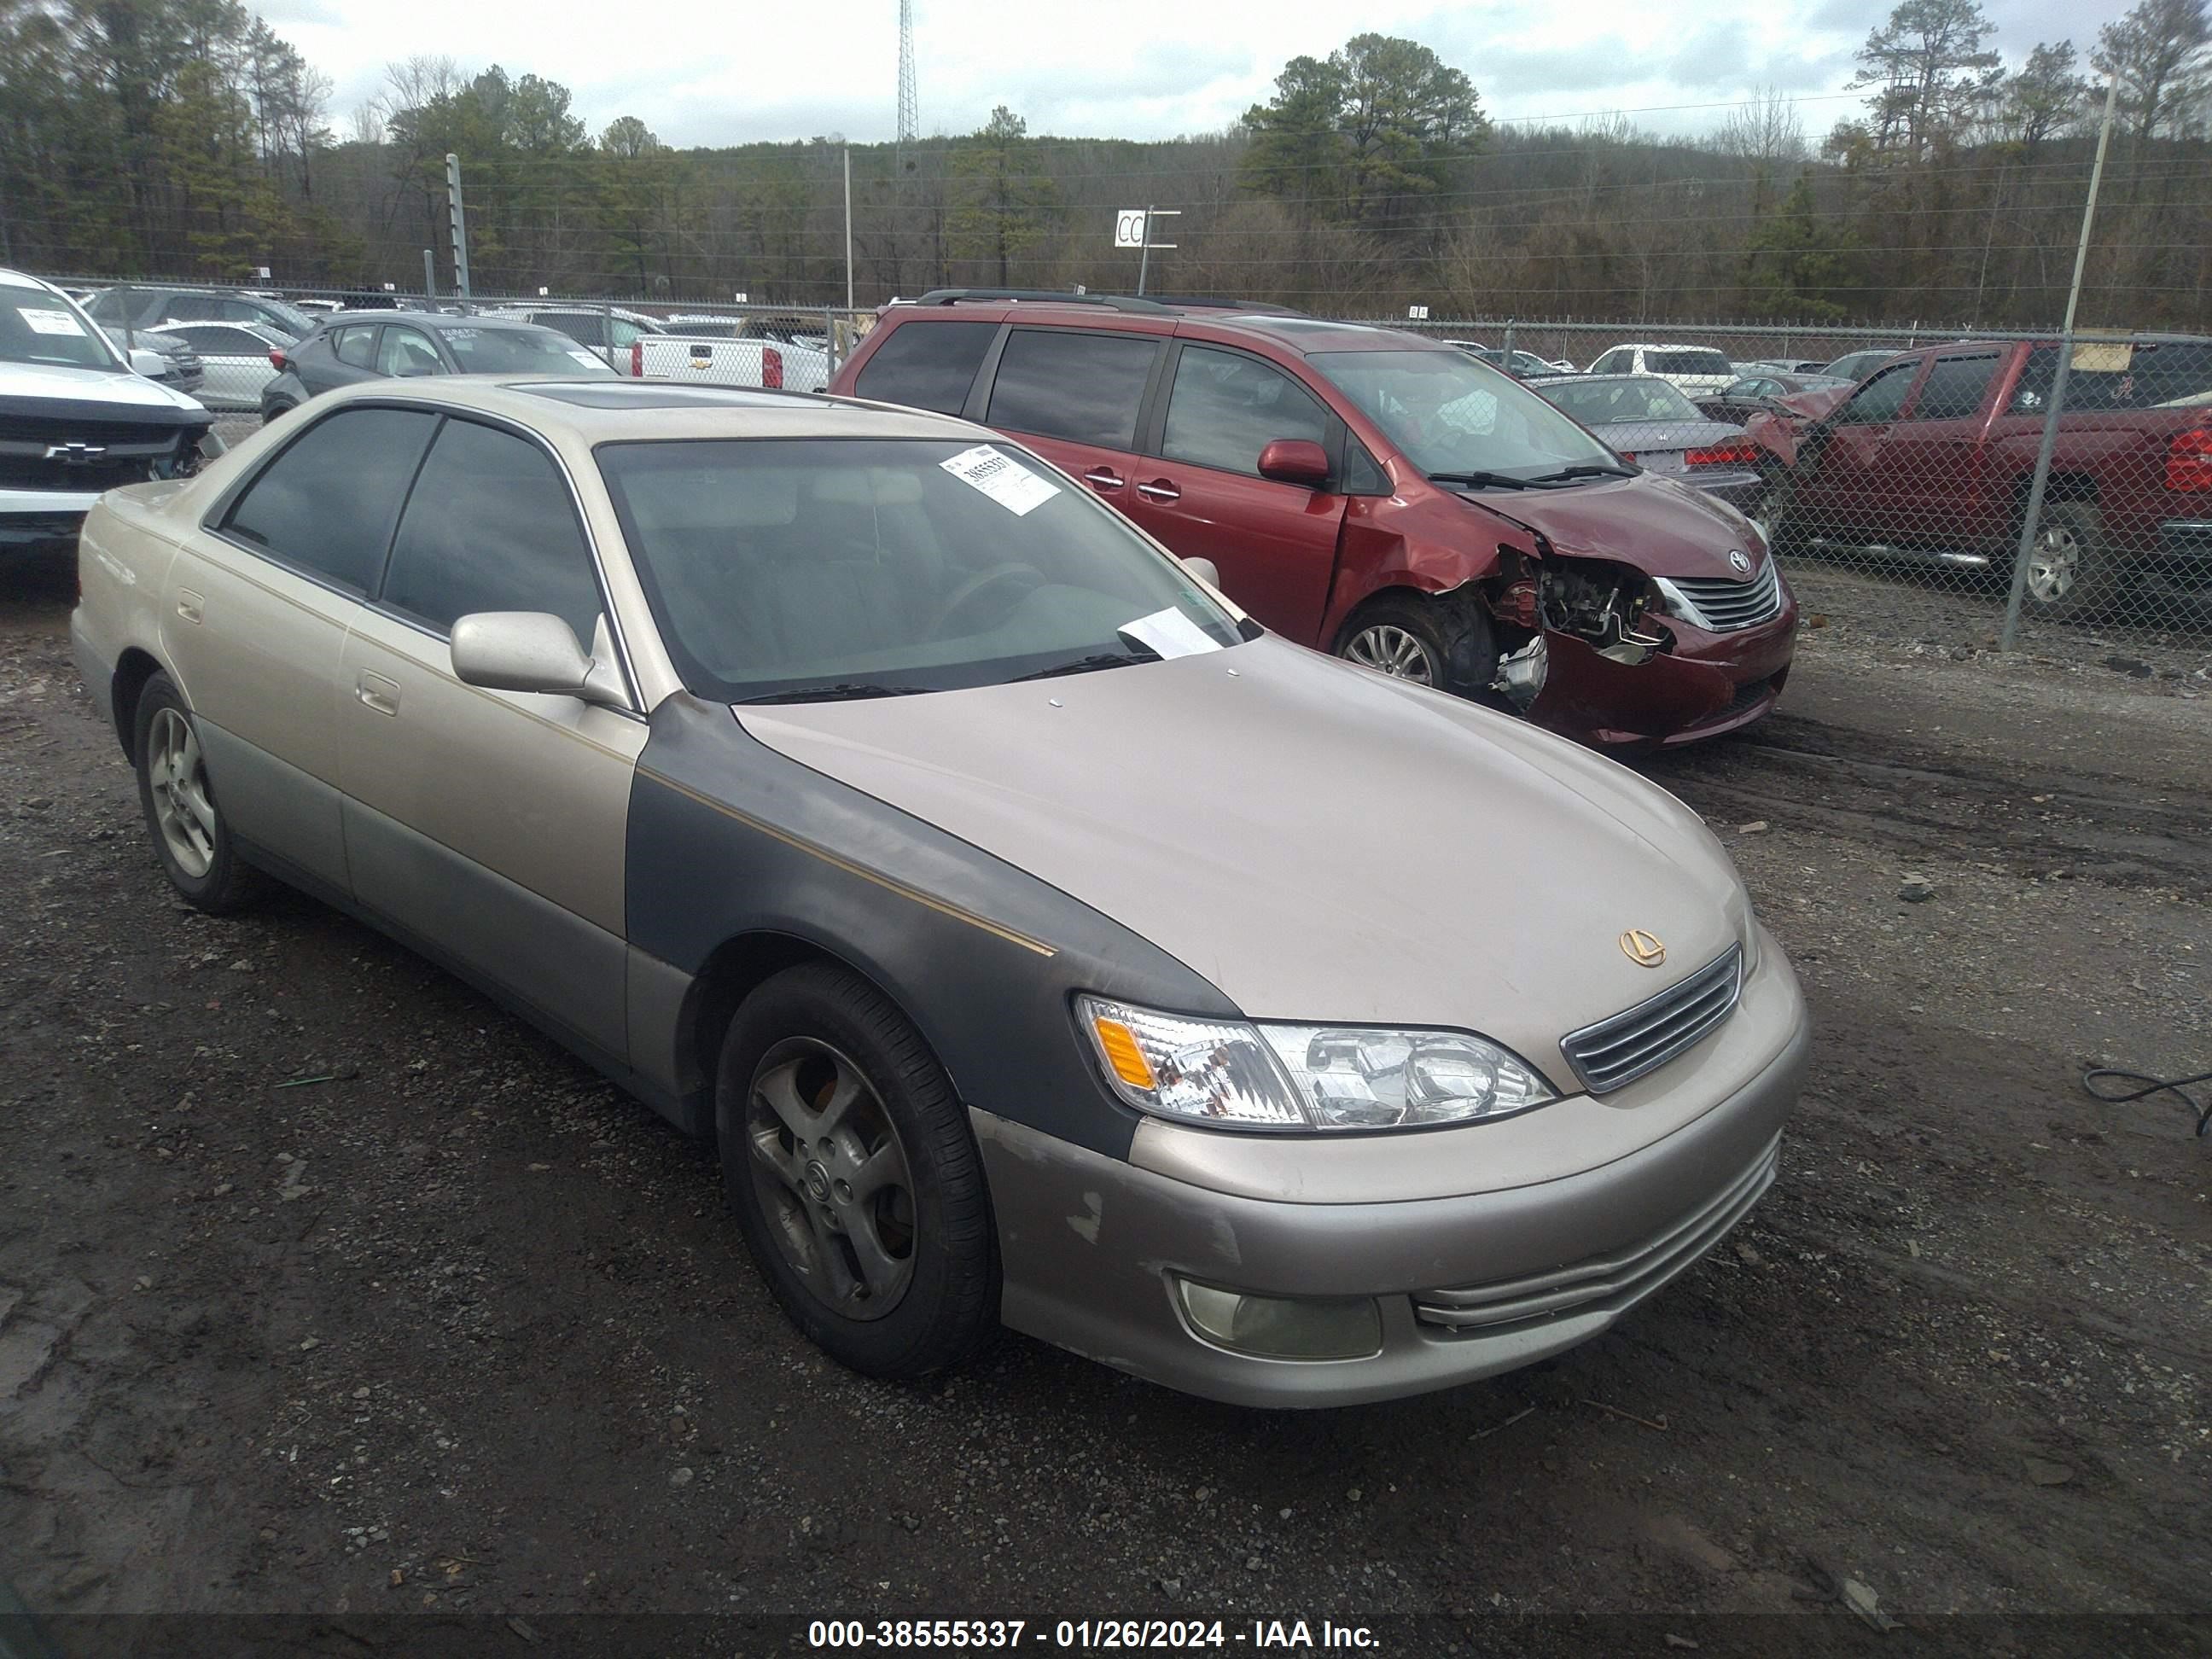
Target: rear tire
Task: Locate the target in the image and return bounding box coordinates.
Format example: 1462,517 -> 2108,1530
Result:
716,963 -> 997,1379
1335,592 -> 1499,701
260,400 -> 295,426
132,673 -> 263,914
2017,499 -> 2124,622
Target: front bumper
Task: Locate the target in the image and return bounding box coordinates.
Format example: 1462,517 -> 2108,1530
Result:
976,938 -> 1809,1407
0,486 -> 101,548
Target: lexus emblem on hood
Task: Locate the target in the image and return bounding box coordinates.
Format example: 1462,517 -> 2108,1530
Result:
1621,928 -> 1667,968
1727,549 -> 1752,575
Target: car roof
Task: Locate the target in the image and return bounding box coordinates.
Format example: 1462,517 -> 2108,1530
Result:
883,300 -> 1443,358
302,375 -> 991,445
321,311 -> 550,332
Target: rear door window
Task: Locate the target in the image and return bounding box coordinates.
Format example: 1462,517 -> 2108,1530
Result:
987,329 -> 1159,450
1161,346 -> 1332,476
1910,356 -> 2000,421
378,417 -> 603,644
853,319 -> 998,414
375,326 -> 445,377
221,407 -> 439,591
332,325 -> 378,368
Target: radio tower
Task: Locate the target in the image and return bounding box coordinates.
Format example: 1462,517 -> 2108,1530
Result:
896,0 -> 919,150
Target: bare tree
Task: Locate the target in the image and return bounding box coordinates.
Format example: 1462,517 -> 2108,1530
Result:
1709,87 -> 1807,165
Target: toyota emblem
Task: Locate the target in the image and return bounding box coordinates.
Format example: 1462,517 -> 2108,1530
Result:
1727,549 -> 1752,575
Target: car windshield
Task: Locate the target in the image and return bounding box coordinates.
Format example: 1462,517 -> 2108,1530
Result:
598,438 -> 1244,701
1309,349 -> 1616,478
0,287 -> 125,371
444,325 -> 616,375
1534,376 -> 1702,426
1649,350 -> 1732,376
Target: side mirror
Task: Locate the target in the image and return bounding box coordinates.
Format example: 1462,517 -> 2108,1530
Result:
1256,439 -> 1331,489
451,612 -> 628,708
1179,556 -> 1221,589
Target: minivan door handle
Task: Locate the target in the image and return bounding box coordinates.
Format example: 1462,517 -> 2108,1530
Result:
1135,479 -> 1181,503
356,671 -> 399,717
1081,469 -> 1125,492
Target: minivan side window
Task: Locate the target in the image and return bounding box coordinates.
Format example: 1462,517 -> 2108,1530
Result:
1161,346 -> 1332,477
987,329 -> 1159,450
378,417 -> 603,646
222,407 -> 439,591
1833,362 -> 1916,425
853,319 -> 997,415
1910,355 -> 2000,421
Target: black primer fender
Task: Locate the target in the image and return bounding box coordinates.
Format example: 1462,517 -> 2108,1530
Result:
626,694 -> 1240,1162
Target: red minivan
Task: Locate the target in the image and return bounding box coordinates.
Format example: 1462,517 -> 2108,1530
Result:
830,292 -> 1798,748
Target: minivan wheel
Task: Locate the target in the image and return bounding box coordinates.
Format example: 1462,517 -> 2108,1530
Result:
1336,592 -> 1497,700
717,963 -> 996,1378
132,673 -> 262,913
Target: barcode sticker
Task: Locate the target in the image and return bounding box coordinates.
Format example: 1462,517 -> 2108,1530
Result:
939,445 -> 1058,515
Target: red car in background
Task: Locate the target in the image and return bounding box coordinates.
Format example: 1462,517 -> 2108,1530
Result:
830,290 -> 1797,748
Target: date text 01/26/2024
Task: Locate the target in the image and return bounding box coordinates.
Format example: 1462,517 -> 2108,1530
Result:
807,1620 -> 1381,1650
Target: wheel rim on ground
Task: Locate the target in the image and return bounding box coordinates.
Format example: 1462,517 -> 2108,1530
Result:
1344,624 -> 1436,684
745,1037 -> 917,1321
2025,526 -> 2079,602
145,707 -> 218,877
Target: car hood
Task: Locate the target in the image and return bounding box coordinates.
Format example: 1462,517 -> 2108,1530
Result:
1597,417 -> 1752,456
736,635 -> 1749,1090
0,358 -> 206,415
1457,472 -> 1761,579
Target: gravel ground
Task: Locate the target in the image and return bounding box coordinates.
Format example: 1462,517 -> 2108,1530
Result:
1,544 -> 2208,1656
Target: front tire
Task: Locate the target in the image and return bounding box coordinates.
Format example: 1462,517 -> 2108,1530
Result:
2017,499 -> 2123,621
132,673 -> 262,914
716,963 -> 996,1379
1335,592 -> 1498,700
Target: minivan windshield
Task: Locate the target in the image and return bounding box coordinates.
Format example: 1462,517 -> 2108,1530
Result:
1310,349 -> 1617,480
598,438 -> 1243,702
0,286 -> 125,371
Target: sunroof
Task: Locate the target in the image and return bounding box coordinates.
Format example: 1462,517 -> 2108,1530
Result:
514,382 -> 814,410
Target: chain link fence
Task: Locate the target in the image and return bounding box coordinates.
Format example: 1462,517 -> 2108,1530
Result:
1354,316 -> 2212,672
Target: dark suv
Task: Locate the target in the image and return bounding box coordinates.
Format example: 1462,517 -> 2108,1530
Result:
830,290 -> 1798,749
85,285 -> 316,342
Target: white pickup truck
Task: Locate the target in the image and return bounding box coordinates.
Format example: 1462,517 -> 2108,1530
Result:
630,325 -> 831,391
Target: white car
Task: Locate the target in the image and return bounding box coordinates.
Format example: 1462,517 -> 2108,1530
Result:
1582,343 -> 1737,399
148,321 -> 287,411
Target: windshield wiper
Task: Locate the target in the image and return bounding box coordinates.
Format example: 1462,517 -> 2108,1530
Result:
1427,469 -> 1533,491
1530,463 -> 1639,481
736,682 -> 936,705
1008,649 -> 1156,683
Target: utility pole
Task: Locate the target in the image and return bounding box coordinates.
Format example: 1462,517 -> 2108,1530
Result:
445,154 -> 471,308
843,145 -> 854,311
421,247 -> 434,305
2000,69 -> 2120,652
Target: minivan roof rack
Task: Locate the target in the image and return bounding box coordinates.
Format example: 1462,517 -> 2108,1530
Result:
910,288 -> 1173,314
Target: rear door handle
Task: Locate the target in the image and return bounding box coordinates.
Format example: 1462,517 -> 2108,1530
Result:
356,671 -> 399,717
1082,469 -> 1125,492
175,589 -> 203,625
1135,480 -> 1181,503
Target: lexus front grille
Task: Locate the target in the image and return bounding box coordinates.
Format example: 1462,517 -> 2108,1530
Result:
1560,945 -> 1743,1094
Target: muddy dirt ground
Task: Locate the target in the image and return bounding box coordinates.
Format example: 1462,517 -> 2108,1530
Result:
1,548 -> 2207,1656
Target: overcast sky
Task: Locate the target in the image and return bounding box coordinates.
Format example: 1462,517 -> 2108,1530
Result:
261,0 -> 2120,150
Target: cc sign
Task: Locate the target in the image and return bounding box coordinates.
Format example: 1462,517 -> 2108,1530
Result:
1113,209 -> 1148,249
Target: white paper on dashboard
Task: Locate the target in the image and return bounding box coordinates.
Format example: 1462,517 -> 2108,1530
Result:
1119,607 -> 1223,659
25,311 -> 87,336
939,444 -> 1058,515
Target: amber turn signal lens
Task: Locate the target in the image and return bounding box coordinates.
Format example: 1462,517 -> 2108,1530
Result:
1091,1017 -> 1157,1089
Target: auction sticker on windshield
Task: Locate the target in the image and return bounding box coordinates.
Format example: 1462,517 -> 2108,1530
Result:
25,311 -> 87,335
941,445 -> 1058,515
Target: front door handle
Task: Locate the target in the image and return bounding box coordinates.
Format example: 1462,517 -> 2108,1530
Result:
356,671 -> 399,717
1082,469 -> 1125,492
1135,479 -> 1181,503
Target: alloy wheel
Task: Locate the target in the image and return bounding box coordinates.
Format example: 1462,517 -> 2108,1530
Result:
1345,624 -> 1437,684
145,707 -> 218,878
745,1038 -> 917,1321
2025,526 -> 2079,602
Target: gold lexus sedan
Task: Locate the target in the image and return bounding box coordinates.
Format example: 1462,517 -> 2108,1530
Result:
71,377 -> 1810,1407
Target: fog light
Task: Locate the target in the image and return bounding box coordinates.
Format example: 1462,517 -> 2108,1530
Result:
1175,1278 -> 1383,1361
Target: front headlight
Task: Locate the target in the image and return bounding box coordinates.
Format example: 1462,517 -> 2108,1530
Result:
1077,996 -> 1556,1132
